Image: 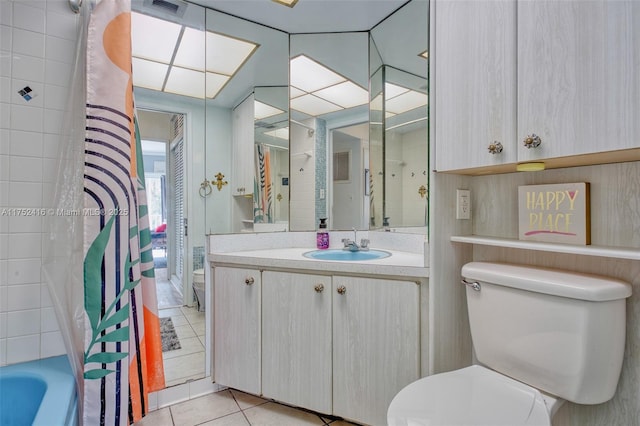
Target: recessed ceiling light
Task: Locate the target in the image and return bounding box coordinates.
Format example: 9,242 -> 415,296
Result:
272,0 -> 299,7
255,100 -> 285,120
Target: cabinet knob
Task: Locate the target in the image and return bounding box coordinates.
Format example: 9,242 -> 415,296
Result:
245,276 -> 255,285
487,141 -> 503,154
314,283 -> 325,293
523,134 -> 542,149
336,285 -> 347,295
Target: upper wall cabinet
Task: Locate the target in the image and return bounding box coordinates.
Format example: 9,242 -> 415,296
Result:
434,0 -> 640,174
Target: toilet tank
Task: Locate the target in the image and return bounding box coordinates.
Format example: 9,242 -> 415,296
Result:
461,262 -> 632,404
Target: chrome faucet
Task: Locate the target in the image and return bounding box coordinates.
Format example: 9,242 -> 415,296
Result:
341,228 -> 370,252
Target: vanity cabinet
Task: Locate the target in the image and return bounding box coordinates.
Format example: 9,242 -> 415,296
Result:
434,0 -> 639,173
261,271 -> 332,414
231,93 -> 255,196
332,276 -> 420,426
261,272 -> 420,426
213,266 -> 261,395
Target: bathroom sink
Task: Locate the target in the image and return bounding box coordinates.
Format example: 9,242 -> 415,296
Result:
303,249 -> 391,261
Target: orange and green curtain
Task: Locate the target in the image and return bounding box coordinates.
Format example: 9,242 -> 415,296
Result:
84,0 -> 164,424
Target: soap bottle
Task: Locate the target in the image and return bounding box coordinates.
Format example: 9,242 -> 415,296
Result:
316,218 -> 329,249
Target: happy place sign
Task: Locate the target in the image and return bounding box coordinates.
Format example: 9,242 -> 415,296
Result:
518,182 -> 591,245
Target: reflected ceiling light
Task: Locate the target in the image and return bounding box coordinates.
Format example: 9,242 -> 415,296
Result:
255,100 -> 285,120
272,0 -> 299,7
263,127 -> 290,140
131,11 -> 258,99
385,82 -> 428,115
290,55 -> 368,116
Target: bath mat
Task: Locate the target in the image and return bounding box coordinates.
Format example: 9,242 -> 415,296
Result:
160,317 -> 181,352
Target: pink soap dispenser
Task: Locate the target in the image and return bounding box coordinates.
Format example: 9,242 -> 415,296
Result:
316,218 -> 329,249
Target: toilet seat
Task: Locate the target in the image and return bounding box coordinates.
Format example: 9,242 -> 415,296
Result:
387,365 -> 554,426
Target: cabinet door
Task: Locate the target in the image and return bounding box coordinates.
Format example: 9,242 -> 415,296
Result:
332,276 -> 420,426
434,0 -> 517,171
518,1 -> 640,161
213,267 -> 261,394
262,271 -> 332,413
232,94 -> 255,196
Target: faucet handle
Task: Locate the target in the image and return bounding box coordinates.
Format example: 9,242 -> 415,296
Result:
360,239 -> 370,249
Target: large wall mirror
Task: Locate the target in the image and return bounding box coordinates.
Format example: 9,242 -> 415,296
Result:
129,0 -> 427,389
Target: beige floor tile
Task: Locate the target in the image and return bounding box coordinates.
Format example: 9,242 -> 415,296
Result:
170,390 -> 240,426
162,336 -> 205,360
174,323 -> 197,340
229,389 -> 269,410
243,402 -> 325,426
201,411 -> 250,426
159,307 -> 183,318
167,313 -> 189,327
190,319 -> 206,336
134,407 -> 173,426
163,351 -> 205,384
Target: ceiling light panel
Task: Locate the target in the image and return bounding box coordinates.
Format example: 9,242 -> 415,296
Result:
291,94 -> 343,117
132,58 -> 169,91
174,27 -> 205,71
314,81 -> 369,109
165,67 -> 205,99
385,82 -> 410,100
206,32 -> 259,76
255,100 -> 285,120
385,90 -> 428,115
264,127 -> 290,140
272,0 -> 299,7
131,12 -> 181,63
290,55 -> 346,93
206,72 -> 230,99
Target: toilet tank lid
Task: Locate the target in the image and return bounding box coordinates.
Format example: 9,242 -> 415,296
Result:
462,262 -> 632,302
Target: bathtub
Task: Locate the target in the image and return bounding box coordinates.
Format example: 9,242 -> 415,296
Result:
0,355 -> 78,426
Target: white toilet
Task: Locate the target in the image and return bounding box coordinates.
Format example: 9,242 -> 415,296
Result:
388,262 -> 632,426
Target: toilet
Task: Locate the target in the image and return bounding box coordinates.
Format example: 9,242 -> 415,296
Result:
388,262 -> 632,426
192,268 -> 205,312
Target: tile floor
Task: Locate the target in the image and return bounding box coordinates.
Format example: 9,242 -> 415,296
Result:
155,265 -> 206,387
136,388 -> 360,426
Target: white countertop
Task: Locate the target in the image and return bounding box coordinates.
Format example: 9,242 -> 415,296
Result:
208,247 -> 428,279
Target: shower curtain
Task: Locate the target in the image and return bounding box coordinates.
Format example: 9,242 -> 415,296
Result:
44,1 -> 164,425
254,143 -> 274,223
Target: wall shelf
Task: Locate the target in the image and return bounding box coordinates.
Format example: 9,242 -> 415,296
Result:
450,235 -> 640,261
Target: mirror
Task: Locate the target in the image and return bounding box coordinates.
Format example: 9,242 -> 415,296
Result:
289,32 -> 370,231
371,0 -> 429,231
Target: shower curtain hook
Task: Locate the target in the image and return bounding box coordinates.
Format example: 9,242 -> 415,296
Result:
69,0 -> 82,14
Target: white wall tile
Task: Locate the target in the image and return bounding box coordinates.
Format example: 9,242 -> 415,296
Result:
0,312 -> 7,339
7,308 -> 40,337
0,182 -> 8,206
0,25 -> 11,51
40,282 -> 53,308
7,258 -> 41,284
7,233 -> 42,259
45,35 -> 74,64
0,338 -> 6,366
40,330 -> 65,358
12,53 -> 45,83
8,214 -> 43,233
10,156 -> 43,182
44,82 -> 67,110
12,2 -> 45,34
0,102 -> 10,128
0,154 -> 8,180
0,2 -> 12,26
7,283 -> 41,310
6,333 -> 40,363
0,233 -> 6,260
0,76 -> 9,104
11,78 -> 44,107
10,129 -> 43,157
12,27 -> 45,58
10,104 -> 43,132
44,58 -> 72,86
0,258 -> 7,286
40,306 -> 59,332
0,128 -> 9,154
45,9 -> 77,40
43,107 -> 63,134
42,132 -> 60,158
9,181 -> 43,207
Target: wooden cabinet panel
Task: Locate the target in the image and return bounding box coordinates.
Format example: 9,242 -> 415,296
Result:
434,0 -> 517,171
332,276 -> 420,426
262,271 -> 332,413
213,266 -> 261,394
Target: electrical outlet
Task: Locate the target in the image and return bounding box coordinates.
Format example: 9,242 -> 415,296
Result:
319,188 -> 325,199
456,189 -> 471,220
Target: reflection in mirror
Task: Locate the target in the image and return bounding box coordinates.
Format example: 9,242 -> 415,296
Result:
131,0 -> 207,387
289,32 -> 370,231
253,86 -> 289,232
371,0 -> 429,232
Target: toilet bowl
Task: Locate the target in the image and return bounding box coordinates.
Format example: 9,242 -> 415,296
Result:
387,262 -> 631,426
192,268 -> 205,312
387,365 -> 563,426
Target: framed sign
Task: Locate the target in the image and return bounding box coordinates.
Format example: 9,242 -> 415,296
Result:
518,182 -> 591,245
